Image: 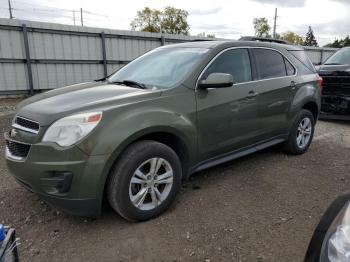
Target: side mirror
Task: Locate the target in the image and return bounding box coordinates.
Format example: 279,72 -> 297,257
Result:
198,73 -> 234,89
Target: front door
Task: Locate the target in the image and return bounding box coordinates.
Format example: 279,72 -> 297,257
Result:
196,48 -> 261,162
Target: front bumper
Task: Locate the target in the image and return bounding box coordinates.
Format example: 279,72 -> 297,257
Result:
320,94 -> 350,121
5,133 -> 109,217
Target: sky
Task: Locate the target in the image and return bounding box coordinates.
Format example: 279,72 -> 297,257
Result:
0,0 -> 349,46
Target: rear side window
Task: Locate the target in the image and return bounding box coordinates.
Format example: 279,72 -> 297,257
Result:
284,58 -> 296,76
202,49 -> 252,84
289,50 -> 316,72
252,49 -> 287,79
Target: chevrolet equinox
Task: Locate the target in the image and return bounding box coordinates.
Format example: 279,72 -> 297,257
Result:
5,41 -> 322,221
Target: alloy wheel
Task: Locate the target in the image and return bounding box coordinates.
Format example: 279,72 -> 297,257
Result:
296,117 -> 312,149
129,157 -> 174,211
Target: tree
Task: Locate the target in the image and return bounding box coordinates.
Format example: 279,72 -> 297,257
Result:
280,31 -> 305,45
161,7 -> 190,35
304,26 -> 318,47
253,18 -> 271,38
130,7 -> 162,33
325,36 -> 350,48
131,6 -> 190,35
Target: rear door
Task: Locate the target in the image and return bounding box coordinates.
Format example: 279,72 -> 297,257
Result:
250,48 -> 297,140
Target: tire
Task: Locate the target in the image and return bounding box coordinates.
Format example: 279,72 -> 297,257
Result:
106,140 -> 182,221
284,109 -> 315,155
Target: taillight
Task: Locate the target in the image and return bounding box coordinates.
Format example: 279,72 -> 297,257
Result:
316,75 -> 323,93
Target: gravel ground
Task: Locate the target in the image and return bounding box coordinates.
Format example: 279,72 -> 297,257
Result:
0,98 -> 350,262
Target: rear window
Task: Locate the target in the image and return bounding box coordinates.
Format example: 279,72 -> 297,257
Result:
252,49 -> 287,79
289,50 -> 316,72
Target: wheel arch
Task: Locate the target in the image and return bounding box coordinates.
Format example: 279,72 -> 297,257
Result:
97,127 -> 194,209
302,101 -> 319,121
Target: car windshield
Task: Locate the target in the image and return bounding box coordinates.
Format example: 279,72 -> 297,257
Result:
325,48 -> 350,65
108,47 -> 209,89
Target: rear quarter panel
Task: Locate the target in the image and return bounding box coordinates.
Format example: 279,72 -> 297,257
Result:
288,73 -> 321,122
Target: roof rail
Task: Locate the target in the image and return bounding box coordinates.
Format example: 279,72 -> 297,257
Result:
191,39 -> 216,42
239,36 -> 291,45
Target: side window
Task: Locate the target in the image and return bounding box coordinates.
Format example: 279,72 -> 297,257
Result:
253,49 -> 287,79
284,58 -> 296,76
202,49 -> 252,84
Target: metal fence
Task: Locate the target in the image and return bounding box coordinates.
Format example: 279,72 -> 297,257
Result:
0,18 -> 205,95
304,46 -> 338,65
0,18 -> 340,95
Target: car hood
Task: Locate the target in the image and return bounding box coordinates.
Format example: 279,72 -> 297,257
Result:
16,81 -> 162,126
316,64 -> 350,76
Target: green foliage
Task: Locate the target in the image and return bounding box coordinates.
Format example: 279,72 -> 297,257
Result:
304,26 -> 318,47
162,7 -> 190,35
280,31 -> 305,45
130,7 -> 162,33
253,17 -> 271,38
325,36 -> 350,48
131,6 -> 190,35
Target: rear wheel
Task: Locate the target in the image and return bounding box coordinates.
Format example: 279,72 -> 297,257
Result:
107,140 -> 182,221
284,109 -> 315,155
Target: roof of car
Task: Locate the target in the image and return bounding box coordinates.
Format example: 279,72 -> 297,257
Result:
163,40 -> 304,51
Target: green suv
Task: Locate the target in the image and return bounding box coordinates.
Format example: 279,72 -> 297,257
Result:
5,41 -> 322,221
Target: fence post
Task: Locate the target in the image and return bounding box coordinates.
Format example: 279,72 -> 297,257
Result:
22,24 -> 34,95
320,49 -> 324,64
100,32 -> 108,78
161,36 -> 165,46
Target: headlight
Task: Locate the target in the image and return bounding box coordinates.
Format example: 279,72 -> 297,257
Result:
42,112 -> 102,147
320,201 -> 350,262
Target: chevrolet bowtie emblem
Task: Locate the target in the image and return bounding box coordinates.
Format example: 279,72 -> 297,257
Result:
10,129 -> 17,138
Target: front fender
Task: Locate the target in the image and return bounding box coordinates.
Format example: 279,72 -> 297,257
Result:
79,107 -> 197,157
86,108 -> 197,208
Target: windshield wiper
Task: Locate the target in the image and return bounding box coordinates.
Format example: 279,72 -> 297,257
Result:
109,80 -> 147,89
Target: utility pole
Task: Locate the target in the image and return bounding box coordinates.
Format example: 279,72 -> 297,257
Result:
273,8 -> 277,39
8,0 -> 13,19
80,8 -> 83,26
73,10 -> 76,26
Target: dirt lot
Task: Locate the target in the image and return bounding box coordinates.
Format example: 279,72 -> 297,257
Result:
1,98 -> 350,262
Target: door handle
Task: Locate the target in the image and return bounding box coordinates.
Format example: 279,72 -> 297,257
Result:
246,90 -> 258,98
290,81 -> 297,89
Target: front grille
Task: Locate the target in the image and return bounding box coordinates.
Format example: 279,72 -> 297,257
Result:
322,76 -> 350,96
6,139 -> 31,159
14,116 -> 40,133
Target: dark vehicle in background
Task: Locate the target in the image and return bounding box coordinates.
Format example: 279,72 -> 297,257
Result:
317,47 -> 350,120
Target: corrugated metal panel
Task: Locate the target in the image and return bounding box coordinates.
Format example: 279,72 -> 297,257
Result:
31,64 -> 104,89
304,47 -> 338,64
0,28 -> 25,59
0,63 -> 27,91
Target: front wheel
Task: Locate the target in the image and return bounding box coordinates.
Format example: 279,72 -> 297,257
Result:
284,109 -> 315,155
107,140 -> 182,221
